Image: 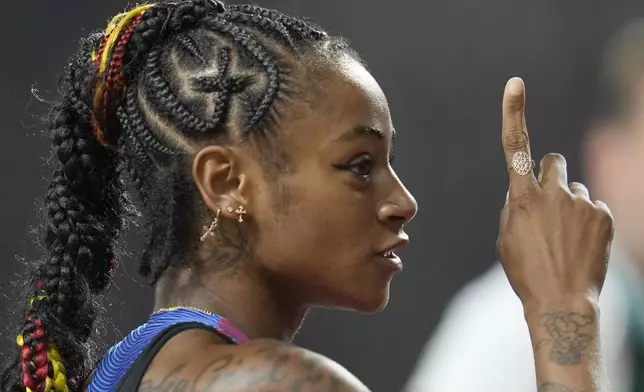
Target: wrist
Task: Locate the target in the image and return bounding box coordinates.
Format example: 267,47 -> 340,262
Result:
522,295 -> 600,323
523,297 -> 601,367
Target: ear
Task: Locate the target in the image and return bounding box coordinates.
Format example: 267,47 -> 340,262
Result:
192,145 -> 251,220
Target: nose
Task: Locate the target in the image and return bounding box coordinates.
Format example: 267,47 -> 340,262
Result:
377,173 -> 418,227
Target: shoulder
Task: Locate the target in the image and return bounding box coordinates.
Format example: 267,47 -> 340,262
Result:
139,338 -> 370,392
241,339 -> 369,391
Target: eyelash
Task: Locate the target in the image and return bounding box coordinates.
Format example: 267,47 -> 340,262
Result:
335,154 -> 375,181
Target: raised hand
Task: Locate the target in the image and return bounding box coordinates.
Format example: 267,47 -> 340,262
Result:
496,78 -> 614,392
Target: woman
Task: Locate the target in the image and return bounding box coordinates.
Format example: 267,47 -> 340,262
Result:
0,1 -> 614,391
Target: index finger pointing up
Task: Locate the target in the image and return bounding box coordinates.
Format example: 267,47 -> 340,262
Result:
502,77 -> 539,194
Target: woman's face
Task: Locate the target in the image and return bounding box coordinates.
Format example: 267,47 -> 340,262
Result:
243,56 -> 417,313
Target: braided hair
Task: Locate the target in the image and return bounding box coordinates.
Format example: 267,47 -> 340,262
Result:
1,1 -> 358,391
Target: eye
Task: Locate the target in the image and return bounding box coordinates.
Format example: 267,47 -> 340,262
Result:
334,154 -> 374,181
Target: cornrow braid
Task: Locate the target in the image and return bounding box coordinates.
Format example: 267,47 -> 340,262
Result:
174,34 -> 207,64
226,4 -> 327,41
224,10 -> 298,51
100,14 -> 144,143
4,2 -> 361,391
93,0 -> 227,147
200,17 -> 282,130
144,47 -> 221,133
142,16 -> 284,136
117,91 -> 180,281
92,5 -> 153,147
122,87 -> 178,157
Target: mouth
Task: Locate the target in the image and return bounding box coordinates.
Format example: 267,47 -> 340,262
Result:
376,252 -> 403,272
375,236 -> 409,272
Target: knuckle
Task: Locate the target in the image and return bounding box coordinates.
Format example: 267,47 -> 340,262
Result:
509,188 -> 535,210
554,185 -> 572,201
503,126 -> 527,151
544,182 -> 570,200
507,97 -> 523,112
540,152 -> 567,168
595,204 -> 615,228
569,182 -> 590,197
575,197 -> 595,212
568,182 -> 587,190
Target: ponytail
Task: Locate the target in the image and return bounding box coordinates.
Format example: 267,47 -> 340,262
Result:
1,34 -> 126,392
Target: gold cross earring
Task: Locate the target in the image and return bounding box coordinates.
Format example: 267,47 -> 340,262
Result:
200,209 -> 221,241
235,206 -> 247,223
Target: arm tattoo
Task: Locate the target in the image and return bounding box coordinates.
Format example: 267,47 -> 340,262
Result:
138,342 -> 359,392
537,382 -> 576,392
254,343 -> 342,392
139,355 -> 234,392
534,311 -> 594,365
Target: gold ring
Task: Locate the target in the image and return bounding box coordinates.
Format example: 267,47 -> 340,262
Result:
508,151 -> 534,176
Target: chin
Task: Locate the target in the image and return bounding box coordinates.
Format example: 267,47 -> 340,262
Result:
344,284 -> 392,314
316,273 -> 394,313
356,296 -> 390,314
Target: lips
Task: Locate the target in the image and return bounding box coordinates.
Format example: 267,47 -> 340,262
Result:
377,236 -> 409,258
375,252 -> 403,272
374,235 -> 409,272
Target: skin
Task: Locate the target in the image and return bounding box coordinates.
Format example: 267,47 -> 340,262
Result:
94,60 -> 613,389
498,78 -> 613,392
139,56 -> 416,391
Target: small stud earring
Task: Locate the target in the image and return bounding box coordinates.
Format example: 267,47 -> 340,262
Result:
200,209 -> 221,242
226,206 -> 234,213
235,205 -> 247,223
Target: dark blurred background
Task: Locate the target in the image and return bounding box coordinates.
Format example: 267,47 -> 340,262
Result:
2,1 -> 643,391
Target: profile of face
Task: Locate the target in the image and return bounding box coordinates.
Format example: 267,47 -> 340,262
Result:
194,55 -> 417,314
585,77 -> 644,264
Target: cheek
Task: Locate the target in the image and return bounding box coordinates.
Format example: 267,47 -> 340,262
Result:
253,171 -> 375,273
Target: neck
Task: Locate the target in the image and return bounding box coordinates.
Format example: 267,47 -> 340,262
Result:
154,265 -> 308,342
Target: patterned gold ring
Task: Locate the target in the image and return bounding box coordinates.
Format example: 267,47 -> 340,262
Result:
508,151 -> 535,176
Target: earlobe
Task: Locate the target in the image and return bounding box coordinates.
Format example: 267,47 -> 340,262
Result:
221,172 -> 250,222
192,145 -> 252,219
225,205 -> 248,223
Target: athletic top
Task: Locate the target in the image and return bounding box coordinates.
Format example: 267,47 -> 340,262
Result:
86,308 -> 249,392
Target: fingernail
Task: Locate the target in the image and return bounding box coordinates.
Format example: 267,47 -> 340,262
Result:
506,77 -> 524,95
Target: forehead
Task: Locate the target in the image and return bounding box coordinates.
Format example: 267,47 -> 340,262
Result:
325,58 -> 392,135
279,57 -> 392,148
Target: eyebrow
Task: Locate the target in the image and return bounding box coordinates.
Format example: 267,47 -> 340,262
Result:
334,125 -> 397,163
334,125 -> 396,142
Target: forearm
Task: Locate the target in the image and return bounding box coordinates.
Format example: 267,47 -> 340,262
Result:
525,298 -> 610,392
